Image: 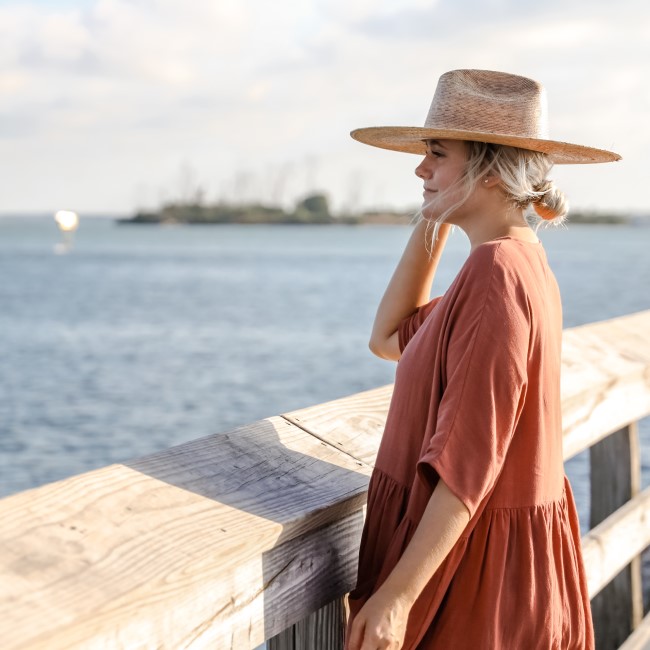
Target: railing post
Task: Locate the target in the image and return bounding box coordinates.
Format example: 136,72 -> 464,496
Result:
268,598 -> 347,650
589,421 -> 643,649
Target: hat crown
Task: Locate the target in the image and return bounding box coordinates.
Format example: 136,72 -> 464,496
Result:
425,69 -> 550,140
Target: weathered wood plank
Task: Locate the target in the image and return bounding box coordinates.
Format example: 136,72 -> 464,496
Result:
590,423 -> 642,649
619,610 -> 650,650
560,311 -> 650,459
267,599 -> 347,650
283,384 -> 393,467
581,484 -> 650,599
0,417 -> 372,649
176,507 -> 365,648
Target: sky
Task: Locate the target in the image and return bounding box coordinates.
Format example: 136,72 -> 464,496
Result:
1,0 -> 648,216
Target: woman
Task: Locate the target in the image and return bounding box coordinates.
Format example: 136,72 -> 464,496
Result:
344,70 -> 621,650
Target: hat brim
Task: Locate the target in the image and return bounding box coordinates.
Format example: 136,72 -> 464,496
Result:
350,127 -> 621,164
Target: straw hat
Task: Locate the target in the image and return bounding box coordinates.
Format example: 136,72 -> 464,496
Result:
350,69 -> 621,164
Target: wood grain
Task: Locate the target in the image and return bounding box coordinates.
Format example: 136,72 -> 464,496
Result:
0,417 -> 371,649
561,311 -> 650,459
582,483 -> 650,600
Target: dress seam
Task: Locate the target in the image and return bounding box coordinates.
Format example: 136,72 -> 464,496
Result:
372,465 -> 411,492
485,491 -> 567,512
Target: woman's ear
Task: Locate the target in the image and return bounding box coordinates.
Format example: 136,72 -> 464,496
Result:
481,175 -> 501,188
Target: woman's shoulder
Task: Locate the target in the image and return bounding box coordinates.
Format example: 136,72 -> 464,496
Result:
451,239 -> 541,319
459,240 -> 508,285
463,237 -> 544,285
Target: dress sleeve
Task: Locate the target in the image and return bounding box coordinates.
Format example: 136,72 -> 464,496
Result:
416,250 -> 530,519
397,295 -> 445,353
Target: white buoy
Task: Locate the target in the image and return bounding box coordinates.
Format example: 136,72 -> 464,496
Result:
53,210 -> 79,254
54,210 -> 79,232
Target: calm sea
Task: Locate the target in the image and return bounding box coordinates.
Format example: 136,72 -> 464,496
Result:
1,217 -> 649,535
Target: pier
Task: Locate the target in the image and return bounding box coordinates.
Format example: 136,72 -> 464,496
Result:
1,309 -> 649,649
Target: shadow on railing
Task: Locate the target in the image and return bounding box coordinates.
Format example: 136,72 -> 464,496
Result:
1,309 -> 649,650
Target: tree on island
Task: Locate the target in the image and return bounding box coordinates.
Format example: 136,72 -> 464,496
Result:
122,192 -> 339,224
291,193 -> 332,223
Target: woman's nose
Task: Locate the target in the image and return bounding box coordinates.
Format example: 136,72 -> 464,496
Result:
415,156 -> 431,180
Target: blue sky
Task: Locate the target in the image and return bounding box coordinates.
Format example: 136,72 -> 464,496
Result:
1,0 -> 647,215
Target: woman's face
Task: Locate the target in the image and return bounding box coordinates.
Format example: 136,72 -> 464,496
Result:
415,139 -> 470,222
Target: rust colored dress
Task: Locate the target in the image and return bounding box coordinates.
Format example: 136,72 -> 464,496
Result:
345,236 -> 594,649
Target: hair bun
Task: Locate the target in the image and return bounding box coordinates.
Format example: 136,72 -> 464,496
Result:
532,182 -> 568,220
533,202 -> 560,220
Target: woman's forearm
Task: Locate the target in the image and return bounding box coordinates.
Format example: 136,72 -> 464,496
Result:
370,220 -> 451,345
378,477 -> 470,606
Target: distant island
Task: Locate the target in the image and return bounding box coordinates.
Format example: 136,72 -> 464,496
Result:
116,192 -> 639,226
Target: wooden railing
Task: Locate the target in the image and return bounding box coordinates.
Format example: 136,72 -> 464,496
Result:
1,309 -> 649,650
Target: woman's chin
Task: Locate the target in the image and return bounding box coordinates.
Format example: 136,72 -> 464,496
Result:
421,213 -> 454,228
420,200 -> 441,221
420,209 -> 439,222
420,203 -> 456,224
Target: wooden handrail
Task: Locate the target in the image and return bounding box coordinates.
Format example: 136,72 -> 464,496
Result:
0,309 -> 649,649
582,483 -> 650,599
559,309 -> 650,460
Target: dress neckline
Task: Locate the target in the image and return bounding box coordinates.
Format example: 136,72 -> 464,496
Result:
491,235 -> 542,246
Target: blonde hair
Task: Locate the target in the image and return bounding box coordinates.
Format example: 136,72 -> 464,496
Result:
415,140 -> 569,252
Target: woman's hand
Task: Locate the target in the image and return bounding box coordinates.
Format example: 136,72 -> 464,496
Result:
347,479 -> 470,650
347,586 -> 412,650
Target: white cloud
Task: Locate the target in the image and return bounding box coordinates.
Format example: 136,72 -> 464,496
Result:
0,0 -> 648,214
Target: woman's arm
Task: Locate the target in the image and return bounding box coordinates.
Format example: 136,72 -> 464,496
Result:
368,220 -> 451,361
380,477 -> 470,603
347,478 -> 470,649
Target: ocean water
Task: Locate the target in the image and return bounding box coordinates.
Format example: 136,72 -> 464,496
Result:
1,216 -> 649,639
